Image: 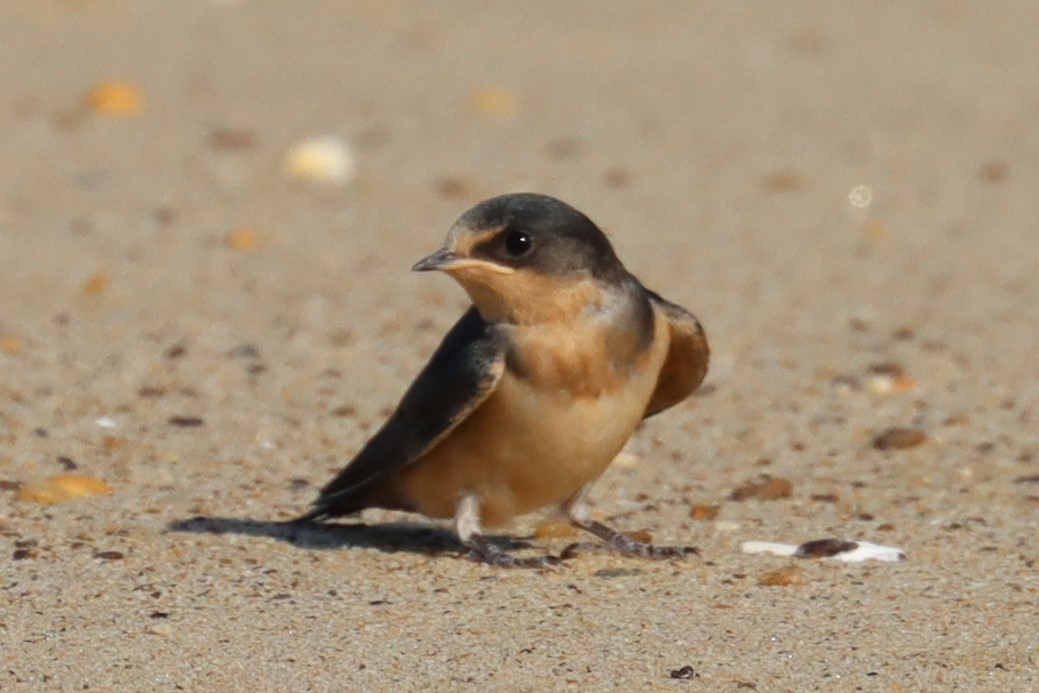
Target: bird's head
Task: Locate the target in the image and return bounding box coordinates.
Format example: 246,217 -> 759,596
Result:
412,193 -> 626,324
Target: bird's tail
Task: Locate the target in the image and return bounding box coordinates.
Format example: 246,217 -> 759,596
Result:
287,478 -> 374,525
287,505 -> 333,524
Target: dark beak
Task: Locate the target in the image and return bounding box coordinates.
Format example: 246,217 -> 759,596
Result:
411,247 -> 461,272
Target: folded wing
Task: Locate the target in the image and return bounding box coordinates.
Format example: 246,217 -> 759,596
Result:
643,292 -> 709,419
299,307 -> 506,520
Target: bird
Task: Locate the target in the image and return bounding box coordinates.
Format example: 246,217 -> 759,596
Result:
294,193 -> 709,567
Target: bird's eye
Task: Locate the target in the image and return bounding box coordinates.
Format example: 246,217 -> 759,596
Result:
503,230 -> 533,257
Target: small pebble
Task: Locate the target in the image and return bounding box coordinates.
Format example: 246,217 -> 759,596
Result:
594,567 -> 643,579
94,550 -> 125,560
809,493 -> 839,503
545,136 -> 584,160
468,86 -> 518,119
669,665 -> 699,680
102,436 -> 125,451
284,136 -> 355,184
866,371 -> 915,394
689,504 -> 719,520
758,565 -> 805,586
602,166 -> 632,189
872,427 -> 927,450
164,344 -> 187,359
81,270 -> 111,295
225,226 -> 261,251
977,161 -> 1009,184
208,127 -> 256,151
168,416 -> 205,428
861,219 -> 891,241
730,476 -> 793,501
433,175 -> 474,199
760,170 -> 808,193
85,80 -> 144,117
795,538 -> 858,558
16,474 -> 112,504
145,621 -> 174,637
0,335 -> 21,354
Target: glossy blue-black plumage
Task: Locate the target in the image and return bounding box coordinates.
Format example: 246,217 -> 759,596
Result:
297,307 -> 505,520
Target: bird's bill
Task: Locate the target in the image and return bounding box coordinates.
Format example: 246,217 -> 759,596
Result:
411,248 -> 513,275
411,247 -> 461,272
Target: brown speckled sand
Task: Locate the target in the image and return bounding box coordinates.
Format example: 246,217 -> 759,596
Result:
2,3 -> 1037,690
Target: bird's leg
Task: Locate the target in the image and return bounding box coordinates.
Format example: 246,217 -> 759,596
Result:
455,494 -> 558,569
561,489 -> 698,560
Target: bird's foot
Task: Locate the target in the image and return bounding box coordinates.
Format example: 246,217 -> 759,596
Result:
563,520 -> 698,560
466,534 -> 561,569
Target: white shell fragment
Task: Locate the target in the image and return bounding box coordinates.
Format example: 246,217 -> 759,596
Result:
742,541 -> 798,557
742,538 -> 906,563
284,136 -> 356,184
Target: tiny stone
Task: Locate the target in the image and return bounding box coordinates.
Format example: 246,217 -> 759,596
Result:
795,538 -> 858,558
227,344 -> 261,359
94,550 -> 125,560
809,493 -> 839,503
689,504 -> 720,520
433,176 -> 473,199
872,427 -> 927,450
977,161 -> 1009,183
145,621 -> 174,637
730,476 -> 793,501
168,416 -> 205,428
545,137 -> 584,160
758,565 -> 805,586
164,344 -> 187,359
760,170 -> 808,193
593,567 -> 643,579
208,128 -> 257,151
669,665 -> 698,680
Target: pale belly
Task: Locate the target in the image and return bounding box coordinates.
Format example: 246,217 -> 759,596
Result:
397,339 -> 667,525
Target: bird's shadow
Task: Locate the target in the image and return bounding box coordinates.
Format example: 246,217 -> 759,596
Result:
167,515 -> 531,559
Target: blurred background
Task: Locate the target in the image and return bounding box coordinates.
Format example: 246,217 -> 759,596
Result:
1,3 -> 1038,688
3,0 -> 1035,454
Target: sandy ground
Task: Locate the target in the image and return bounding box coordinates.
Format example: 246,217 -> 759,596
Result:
2,1 -> 1038,690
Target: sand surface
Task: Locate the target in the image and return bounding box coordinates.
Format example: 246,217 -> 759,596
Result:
2,2 -> 1038,690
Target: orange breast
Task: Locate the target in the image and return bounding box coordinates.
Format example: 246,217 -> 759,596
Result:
395,306 -> 669,526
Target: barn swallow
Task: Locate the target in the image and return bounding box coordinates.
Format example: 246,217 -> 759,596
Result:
295,193 -> 709,567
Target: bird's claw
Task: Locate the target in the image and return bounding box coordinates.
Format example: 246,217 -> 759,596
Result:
559,540 -> 698,560
565,520 -> 699,560
465,535 -> 562,569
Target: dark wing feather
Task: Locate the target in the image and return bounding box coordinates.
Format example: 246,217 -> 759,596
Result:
643,292 -> 709,419
297,307 -> 505,521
